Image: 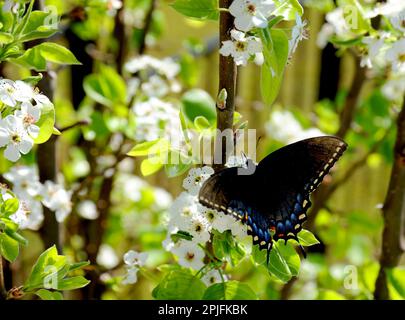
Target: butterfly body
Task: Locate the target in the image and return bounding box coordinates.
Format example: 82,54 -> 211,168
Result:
198,136 -> 347,262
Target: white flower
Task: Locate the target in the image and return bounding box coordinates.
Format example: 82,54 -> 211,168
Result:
382,77 -> 405,101
97,244 -> 119,269
10,199 -> 43,230
0,115 -> 34,162
13,80 -> 50,106
386,39 -> 405,74
212,211 -> 235,233
199,205 -> 220,225
182,166 -> 214,196
360,36 -> 385,69
219,29 -> 264,66
141,75 -> 169,98
390,9 -> 405,33
123,250 -> 148,267
229,0 -> 275,32
153,187 -> 173,210
266,110 -> 324,144
186,214 -> 211,244
0,79 -> 18,107
122,266 -> 139,285
316,23 -> 334,49
14,101 -> 41,138
77,200 -> 99,220
168,192 -> 200,231
4,165 -> 41,198
225,155 -> 247,168
201,269 -> 225,286
289,14 -> 308,55
171,241 -> 205,270
124,55 -> 180,79
41,181 -> 72,222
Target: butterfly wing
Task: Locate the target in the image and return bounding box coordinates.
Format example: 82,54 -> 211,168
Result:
253,136 -> 347,243
198,136 -> 347,259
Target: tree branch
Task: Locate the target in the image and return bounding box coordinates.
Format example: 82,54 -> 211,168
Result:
138,0 -> 157,55
0,258 -> 6,300
214,0 -> 237,169
374,98 -> 405,300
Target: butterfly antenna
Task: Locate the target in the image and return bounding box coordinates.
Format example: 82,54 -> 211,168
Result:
266,242 -> 273,266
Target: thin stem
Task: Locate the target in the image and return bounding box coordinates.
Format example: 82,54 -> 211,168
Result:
0,258 -> 6,300
138,0 -> 157,55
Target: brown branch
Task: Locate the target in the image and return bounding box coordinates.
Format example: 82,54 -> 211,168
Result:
374,98 -> 405,300
138,0 -> 157,55
214,0 -> 237,170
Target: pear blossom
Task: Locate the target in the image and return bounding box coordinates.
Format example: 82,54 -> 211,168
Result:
229,0 -> 275,32
97,244 -> 119,269
14,102 -> 41,138
3,165 -> 41,198
201,270 -> 225,286
386,39 -> 405,73
141,75 -> 169,97
220,29 -> 264,66
0,115 -> 34,162
0,79 -> 18,107
171,240 -> 205,270
77,200 -> 99,220
182,166 -> 214,196
289,14 -> 308,55
124,250 -> 148,267
41,181 -> 73,222
360,36 -> 385,69
122,267 -> 139,284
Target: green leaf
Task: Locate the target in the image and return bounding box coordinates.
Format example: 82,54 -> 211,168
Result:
24,245 -> 67,291
140,157 -> 163,176
13,43 -> 80,71
181,89 -> 216,124
171,0 -> 219,20
0,234 -> 19,262
0,31 -> 13,44
297,229 -> 320,246
4,229 -> 28,246
170,231 -> 193,242
1,198 -> 19,215
252,241 -> 300,283
68,261 -> 90,272
34,102 -> 55,144
127,139 -> 169,157
19,11 -> 58,42
274,0 -> 304,20
83,64 -> 127,108
164,151 -> 193,178
194,116 -> 211,131
22,73 -> 43,86
260,29 -> 289,106
387,268 -> 405,299
56,276 -> 90,290
203,281 -> 257,300
212,230 -> 245,266
152,269 -> 206,300
35,289 -> 63,300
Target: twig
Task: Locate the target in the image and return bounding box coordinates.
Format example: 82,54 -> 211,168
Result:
58,119 -> 90,133
374,97 -> 405,300
0,258 -> 6,300
214,0 -> 237,170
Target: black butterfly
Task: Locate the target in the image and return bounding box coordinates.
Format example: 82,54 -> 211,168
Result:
198,136 -> 347,263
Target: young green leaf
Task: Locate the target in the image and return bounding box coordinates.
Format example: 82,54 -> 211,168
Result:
152,269 -> 206,300
55,276 -> 91,290
203,281 -> 258,300
34,102 -> 55,144
297,229 -> 320,246
127,139 -> 170,157
171,0 -> 219,20
181,89 -> 216,124
140,157 -> 163,176
260,29 -> 289,106
0,233 -> 19,262
35,289 -> 63,300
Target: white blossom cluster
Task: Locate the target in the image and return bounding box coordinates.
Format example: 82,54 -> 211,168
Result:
3,165 -> 72,230
162,166 -> 247,275
122,250 -> 148,285
0,79 -> 52,162
124,55 -> 183,144
266,109 -> 325,144
316,0 -> 405,101
219,0 -> 307,66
